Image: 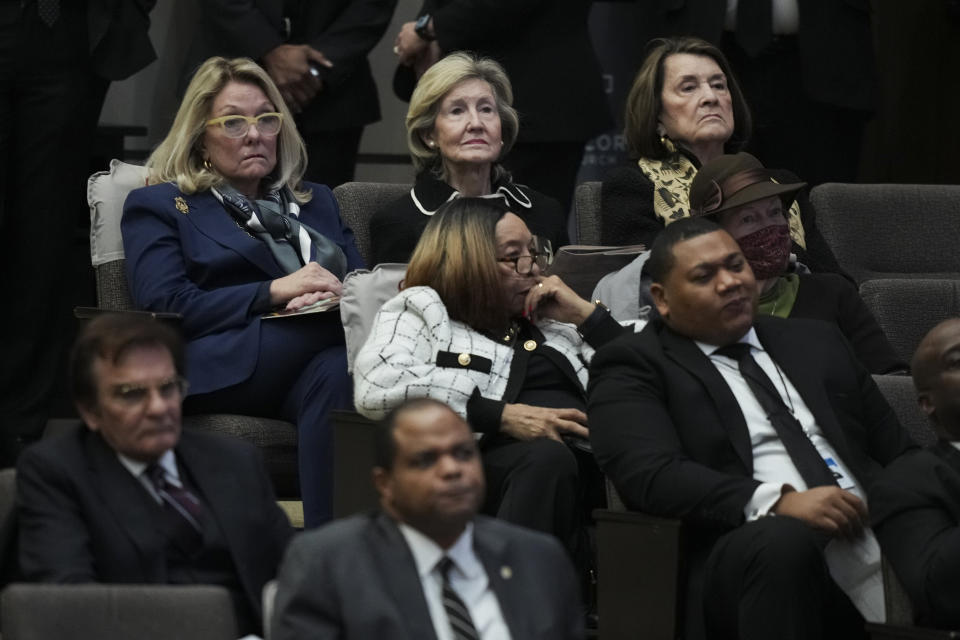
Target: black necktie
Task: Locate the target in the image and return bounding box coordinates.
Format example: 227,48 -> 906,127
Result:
437,557 -> 480,640
736,0 -> 773,56
36,0 -> 60,27
715,343 -> 838,488
146,463 -> 205,551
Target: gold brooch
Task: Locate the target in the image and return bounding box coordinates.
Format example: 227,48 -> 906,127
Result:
174,197 -> 189,214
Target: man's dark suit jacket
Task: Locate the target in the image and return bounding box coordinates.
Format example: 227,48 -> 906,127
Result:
271,511 -> 584,639
16,425 -> 294,626
184,0 -> 396,134
641,0 -> 876,111
588,316 -> 913,537
88,0 -> 156,80
871,442 -> 960,629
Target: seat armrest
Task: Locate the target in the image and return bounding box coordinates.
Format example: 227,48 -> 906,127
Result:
594,508 -> 683,640
74,306 -> 183,322
867,623 -> 960,639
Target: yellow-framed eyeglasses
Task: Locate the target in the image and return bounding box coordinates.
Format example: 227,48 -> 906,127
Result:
205,112 -> 283,138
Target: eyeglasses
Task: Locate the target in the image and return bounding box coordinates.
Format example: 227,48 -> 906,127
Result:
497,253 -> 551,276
205,112 -> 283,138
110,376 -> 189,408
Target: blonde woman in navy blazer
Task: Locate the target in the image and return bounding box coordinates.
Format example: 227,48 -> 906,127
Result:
122,57 -> 364,527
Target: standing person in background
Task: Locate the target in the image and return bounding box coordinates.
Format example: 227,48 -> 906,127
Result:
0,0 -> 156,466
184,0 -> 397,188
392,0 -> 612,215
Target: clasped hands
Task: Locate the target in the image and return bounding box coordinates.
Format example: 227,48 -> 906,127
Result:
394,22 -> 441,76
270,262 -> 341,311
263,44 -> 333,113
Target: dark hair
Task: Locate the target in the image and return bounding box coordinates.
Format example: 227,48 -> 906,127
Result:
70,314 -> 185,410
404,197 -> 511,332
647,217 -> 722,283
374,398 -> 462,470
623,36 -> 752,160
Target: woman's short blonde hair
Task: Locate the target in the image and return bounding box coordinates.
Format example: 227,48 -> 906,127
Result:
146,56 -> 311,201
404,198 -> 511,332
406,52 -> 520,178
624,37 -> 752,160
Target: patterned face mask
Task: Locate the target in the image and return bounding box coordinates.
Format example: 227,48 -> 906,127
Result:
737,224 -> 791,280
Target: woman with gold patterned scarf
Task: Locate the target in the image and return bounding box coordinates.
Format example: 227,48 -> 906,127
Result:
599,36 -> 842,276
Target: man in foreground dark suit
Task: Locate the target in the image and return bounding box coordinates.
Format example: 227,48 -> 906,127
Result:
588,217 -> 914,640
271,398 -> 584,639
870,318 -> 960,629
17,314 -> 293,636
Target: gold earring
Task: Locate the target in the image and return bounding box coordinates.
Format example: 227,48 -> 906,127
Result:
659,134 -> 677,154
203,159 -> 212,170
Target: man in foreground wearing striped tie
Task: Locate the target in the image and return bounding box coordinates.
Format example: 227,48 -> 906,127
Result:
272,398 -> 584,639
17,314 -> 293,637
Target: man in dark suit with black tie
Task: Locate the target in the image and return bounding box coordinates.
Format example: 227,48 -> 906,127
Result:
870,318 -> 960,629
17,314 -> 293,636
588,217 -> 914,640
184,0 -> 397,188
271,398 -> 584,640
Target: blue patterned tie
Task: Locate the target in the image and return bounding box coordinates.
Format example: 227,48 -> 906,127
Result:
146,463 -> 205,553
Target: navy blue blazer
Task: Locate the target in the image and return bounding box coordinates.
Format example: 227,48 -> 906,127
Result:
121,181 -> 364,395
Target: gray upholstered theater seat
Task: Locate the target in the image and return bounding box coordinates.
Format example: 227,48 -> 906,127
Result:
0,583 -> 238,640
86,161 -> 299,498
872,374 -> 937,447
860,279 -> 960,366
332,181 -> 411,266
574,181 -> 602,245
811,183 -> 960,284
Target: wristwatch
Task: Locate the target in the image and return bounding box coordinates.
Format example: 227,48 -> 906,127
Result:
414,14 -> 435,41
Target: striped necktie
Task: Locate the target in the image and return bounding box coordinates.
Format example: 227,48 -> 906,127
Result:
146,463 -> 205,552
437,557 -> 480,640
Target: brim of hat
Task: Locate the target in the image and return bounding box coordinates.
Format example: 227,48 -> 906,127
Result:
705,179 -> 807,216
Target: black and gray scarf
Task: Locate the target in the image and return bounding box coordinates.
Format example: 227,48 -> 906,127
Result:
215,184 -> 347,279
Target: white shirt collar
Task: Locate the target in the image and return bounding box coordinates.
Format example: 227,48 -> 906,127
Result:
398,521 -> 480,580
117,448 -> 180,486
695,326 -> 762,357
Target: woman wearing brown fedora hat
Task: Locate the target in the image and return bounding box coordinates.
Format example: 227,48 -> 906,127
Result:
688,152 -> 905,375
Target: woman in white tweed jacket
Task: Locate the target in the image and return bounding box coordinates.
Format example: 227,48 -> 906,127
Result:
354,198 -> 630,573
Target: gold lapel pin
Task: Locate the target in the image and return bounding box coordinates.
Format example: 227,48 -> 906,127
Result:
500,566 -> 513,580
174,196 -> 189,214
